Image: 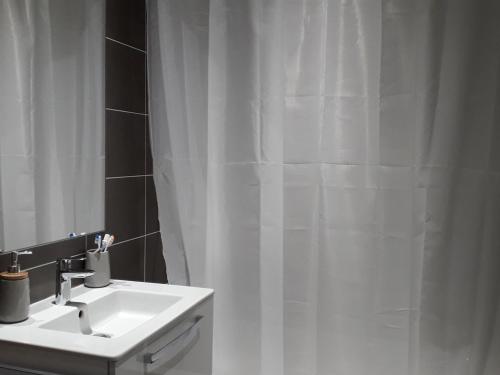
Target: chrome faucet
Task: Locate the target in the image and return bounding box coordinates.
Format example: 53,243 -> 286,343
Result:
54,258 -> 94,305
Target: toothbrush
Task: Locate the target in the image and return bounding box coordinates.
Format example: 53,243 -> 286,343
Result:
102,234 -> 110,251
102,235 -> 114,253
93,234 -> 102,253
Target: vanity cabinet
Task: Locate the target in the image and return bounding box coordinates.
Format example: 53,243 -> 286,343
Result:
0,285 -> 213,375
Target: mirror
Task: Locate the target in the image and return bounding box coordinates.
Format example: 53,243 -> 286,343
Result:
0,0 -> 105,251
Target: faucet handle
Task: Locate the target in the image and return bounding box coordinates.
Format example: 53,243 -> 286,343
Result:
13,250 -> 32,259
57,257 -> 94,276
57,257 -> 82,270
57,258 -> 71,272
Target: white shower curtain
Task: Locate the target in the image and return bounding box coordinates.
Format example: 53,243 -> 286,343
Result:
148,0 -> 500,374
0,0 -> 105,250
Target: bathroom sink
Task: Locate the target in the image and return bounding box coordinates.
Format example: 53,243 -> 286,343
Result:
0,280 -> 213,359
40,290 -> 181,338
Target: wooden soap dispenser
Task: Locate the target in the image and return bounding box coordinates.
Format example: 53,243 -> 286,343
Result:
0,250 -> 32,323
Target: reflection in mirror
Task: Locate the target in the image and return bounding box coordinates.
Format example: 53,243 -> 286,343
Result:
0,0 -> 105,251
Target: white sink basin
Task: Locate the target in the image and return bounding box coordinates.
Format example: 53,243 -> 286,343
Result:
40,290 -> 181,338
0,280 -> 213,359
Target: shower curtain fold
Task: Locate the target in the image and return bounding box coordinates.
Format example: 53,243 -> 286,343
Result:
148,0 -> 500,374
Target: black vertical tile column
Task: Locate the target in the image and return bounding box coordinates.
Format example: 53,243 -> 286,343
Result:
105,0 -> 146,51
105,40 -> 146,113
105,0 -> 165,283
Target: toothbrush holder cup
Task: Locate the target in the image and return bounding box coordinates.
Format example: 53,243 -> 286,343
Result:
84,251 -> 110,288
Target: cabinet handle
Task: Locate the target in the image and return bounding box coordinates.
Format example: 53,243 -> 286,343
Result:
144,315 -> 204,365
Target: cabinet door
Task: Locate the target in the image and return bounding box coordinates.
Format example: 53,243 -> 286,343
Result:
115,298 -> 213,375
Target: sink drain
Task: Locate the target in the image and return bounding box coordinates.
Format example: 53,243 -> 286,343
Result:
92,332 -> 112,338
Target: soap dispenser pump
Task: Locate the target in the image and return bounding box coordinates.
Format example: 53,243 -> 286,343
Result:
0,250 -> 32,323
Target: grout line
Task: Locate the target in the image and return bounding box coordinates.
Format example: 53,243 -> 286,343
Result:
22,233 -> 160,272
23,260 -> 56,272
107,232 -> 158,248
23,252 -> 87,272
144,173 -> 147,282
106,107 -> 148,116
106,37 -> 146,53
106,174 -> 153,180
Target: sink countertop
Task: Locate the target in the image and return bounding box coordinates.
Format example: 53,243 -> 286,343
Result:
0,280 -> 213,360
